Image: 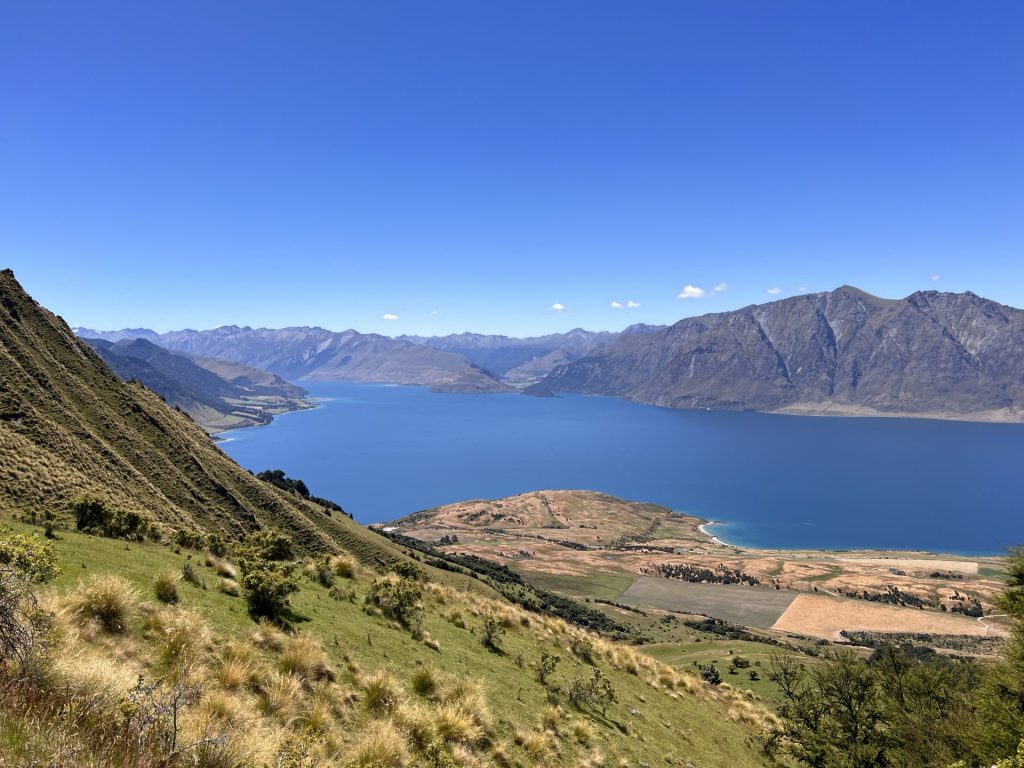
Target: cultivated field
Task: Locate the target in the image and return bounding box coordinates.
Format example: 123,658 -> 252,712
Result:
618,577 -> 798,628
771,594 -> 1002,640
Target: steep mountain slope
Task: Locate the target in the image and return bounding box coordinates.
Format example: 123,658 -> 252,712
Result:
83,337 -> 309,432
531,286 -> 1024,421
0,269 -> 369,550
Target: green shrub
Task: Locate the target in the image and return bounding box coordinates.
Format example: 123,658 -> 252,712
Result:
181,562 -> 204,588
0,534 -> 60,583
72,496 -> 146,540
236,530 -> 298,621
366,574 -> 423,631
480,613 -> 506,650
537,652 -> 560,685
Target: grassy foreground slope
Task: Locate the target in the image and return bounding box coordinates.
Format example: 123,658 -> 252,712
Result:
0,270 -> 772,767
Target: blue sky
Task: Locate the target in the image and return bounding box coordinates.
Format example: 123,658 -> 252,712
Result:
2,1 -> 1022,336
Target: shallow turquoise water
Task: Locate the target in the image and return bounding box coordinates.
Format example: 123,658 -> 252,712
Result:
219,382 -> 1024,554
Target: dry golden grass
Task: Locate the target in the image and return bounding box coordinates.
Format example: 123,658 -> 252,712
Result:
67,573 -> 139,633
346,720 -> 410,768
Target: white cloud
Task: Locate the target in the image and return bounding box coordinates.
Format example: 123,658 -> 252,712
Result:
713,283 -> 728,293
381,313 -> 399,321
610,300 -> 624,309
626,300 -> 640,308
930,274 -> 942,282
431,309 -> 441,315
552,303 -> 567,312
797,286 -> 808,292
677,285 -> 707,299
767,287 -> 781,295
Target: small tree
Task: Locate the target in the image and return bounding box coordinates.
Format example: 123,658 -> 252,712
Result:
537,652 -> 560,685
481,613 -> 506,650
700,663 -> 722,686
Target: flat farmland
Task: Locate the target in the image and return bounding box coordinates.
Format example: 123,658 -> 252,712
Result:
618,577 -> 798,627
771,593 -> 1003,640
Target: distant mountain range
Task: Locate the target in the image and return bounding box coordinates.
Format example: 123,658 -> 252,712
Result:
529,286 -> 1024,422
76,286 -> 1024,422
83,337 -> 310,432
76,325 -> 510,393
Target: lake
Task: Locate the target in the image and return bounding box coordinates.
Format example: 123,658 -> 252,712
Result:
219,382 -> 1024,554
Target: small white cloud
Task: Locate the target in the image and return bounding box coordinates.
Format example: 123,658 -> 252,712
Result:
610,300 -> 624,309
797,286 -> 808,292
431,309 -> 441,315
713,283 -> 728,292
767,287 -> 781,295
930,274 -> 942,282
552,303 -> 567,312
381,313 -> 400,321
677,285 -> 707,299
626,300 -> 640,308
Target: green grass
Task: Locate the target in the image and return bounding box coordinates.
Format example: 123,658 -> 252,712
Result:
644,639 -> 821,703
514,566 -> 639,602
3,518 -> 776,767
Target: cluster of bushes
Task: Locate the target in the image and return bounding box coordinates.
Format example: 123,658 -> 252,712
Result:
652,562 -> 760,586
255,469 -> 348,516
73,496 -> 148,540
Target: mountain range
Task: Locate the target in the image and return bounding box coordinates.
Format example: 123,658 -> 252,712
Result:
530,286 -> 1024,422
84,337 -> 310,432
77,325 -> 509,393
77,286 -> 1024,422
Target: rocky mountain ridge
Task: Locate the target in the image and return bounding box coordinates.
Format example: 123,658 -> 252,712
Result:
529,286 -> 1024,422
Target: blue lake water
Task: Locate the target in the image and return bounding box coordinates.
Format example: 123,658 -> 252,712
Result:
219,382 -> 1024,554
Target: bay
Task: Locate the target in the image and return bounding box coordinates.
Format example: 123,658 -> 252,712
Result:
219,382 -> 1024,554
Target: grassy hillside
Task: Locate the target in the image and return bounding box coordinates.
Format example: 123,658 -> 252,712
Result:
0,520 -> 776,767
0,269 -> 775,766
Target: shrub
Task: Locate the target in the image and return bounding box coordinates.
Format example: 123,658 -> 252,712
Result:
181,562 -> 203,588
480,613 -> 506,650
570,636 -> 596,664
154,571 -> 180,604
213,559 -> 237,580
700,663 -> 722,686
537,652 -> 560,685
204,532 -> 228,557
69,573 -> 137,633
239,562 -> 298,621
218,578 -> 240,597
0,534 -> 60,583
567,668 -> 616,715
366,574 -> 423,631
237,531 -> 298,621
72,496 -> 146,540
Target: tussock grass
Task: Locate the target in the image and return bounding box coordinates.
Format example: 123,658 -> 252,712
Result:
154,570 -> 180,604
361,669 -> 403,716
68,573 -> 138,633
347,720 -> 410,768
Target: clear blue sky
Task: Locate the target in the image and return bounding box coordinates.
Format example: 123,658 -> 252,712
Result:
2,1 -> 1021,336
